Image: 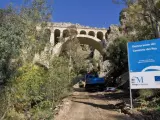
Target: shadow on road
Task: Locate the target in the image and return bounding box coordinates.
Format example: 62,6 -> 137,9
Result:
73,88 -> 85,92
104,92 -> 129,100
73,87 -> 104,93
72,100 -> 116,110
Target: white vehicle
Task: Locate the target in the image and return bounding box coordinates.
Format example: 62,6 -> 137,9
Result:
105,87 -> 116,92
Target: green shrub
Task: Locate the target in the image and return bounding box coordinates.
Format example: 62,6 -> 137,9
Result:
139,89 -> 155,99
45,57 -> 76,104
0,87 -> 7,119
107,36 -> 128,71
5,108 -> 26,120
3,57 -> 76,119
7,64 -> 48,112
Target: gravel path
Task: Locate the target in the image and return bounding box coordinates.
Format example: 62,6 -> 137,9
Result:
55,85 -> 133,120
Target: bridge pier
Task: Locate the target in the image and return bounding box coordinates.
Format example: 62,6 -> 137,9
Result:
50,32 -> 55,46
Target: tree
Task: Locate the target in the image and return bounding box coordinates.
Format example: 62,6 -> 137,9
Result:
19,0 -> 53,60
116,0 -> 160,39
0,8 -> 24,82
0,0 -> 56,119
112,0 -> 135,6
106,37 -> 128,72
0,0 -> 53,83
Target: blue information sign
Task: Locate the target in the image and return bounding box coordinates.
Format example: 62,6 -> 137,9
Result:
128,39 -> 160,89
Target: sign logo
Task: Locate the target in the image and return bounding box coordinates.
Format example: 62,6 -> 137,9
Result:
155,76 -> 160,82
131,76 -> 144,83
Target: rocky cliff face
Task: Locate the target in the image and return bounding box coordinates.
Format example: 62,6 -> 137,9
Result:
33,45 -> 51,69
107,25 -> 123,41
100,25 -> 123,77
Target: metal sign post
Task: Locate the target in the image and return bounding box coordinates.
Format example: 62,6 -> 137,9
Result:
129,86 -> 133,109
127,43 -> 133,109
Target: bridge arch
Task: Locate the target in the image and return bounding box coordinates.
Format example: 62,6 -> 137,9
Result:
63,29 -> 69,38
60,34 -> 104,55
54,29 -> 60,45
88,31 -> 95,37
80,30 -> 87,35
44,29 -> 51,42
97,31 -> 103,40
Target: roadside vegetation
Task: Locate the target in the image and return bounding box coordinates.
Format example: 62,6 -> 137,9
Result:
0,0 -> 79,119
1,0 -> 160,119
110,0 -> 160,117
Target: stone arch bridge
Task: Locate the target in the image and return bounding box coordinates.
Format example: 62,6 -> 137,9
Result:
37,22 -> 108,55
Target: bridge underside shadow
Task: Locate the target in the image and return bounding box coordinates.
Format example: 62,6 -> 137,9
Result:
60,35 -> 104,55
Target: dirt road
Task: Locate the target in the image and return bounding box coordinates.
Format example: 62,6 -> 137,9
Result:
55,85 -> 133,120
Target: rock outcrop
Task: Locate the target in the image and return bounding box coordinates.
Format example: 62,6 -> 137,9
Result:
107,24 -> 122,41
